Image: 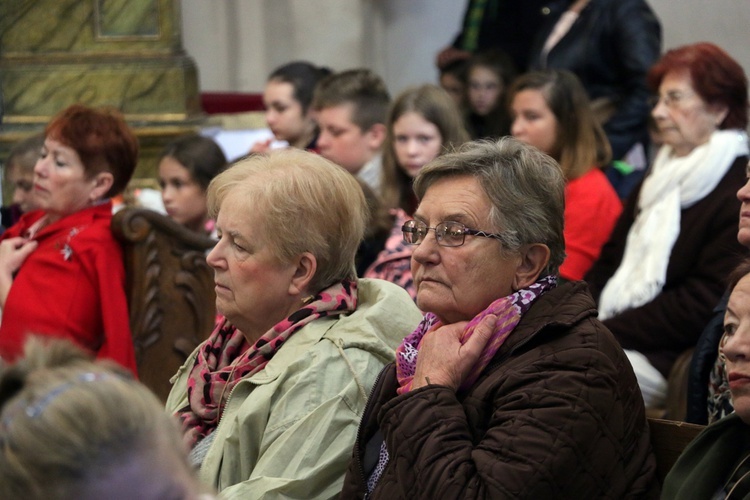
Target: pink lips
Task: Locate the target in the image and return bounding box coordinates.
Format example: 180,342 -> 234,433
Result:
728,372 -> 750,390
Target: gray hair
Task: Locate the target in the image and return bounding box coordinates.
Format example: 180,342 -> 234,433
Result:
413,137 -> 566,276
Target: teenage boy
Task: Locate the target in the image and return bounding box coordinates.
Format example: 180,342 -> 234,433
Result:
312,69 -> 390,193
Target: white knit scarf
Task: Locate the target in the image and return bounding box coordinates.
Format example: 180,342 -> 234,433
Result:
598,129 -> 748,320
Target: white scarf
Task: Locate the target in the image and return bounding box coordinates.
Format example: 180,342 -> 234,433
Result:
598,129 -> 748,320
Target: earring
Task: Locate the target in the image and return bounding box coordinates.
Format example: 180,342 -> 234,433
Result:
302,295 -> 316,304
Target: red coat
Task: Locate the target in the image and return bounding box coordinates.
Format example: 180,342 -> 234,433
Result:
560,168 -> 622,280
0,202 -> 136,373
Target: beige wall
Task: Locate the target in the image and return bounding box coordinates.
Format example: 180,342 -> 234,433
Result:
181,0 -> 462,95
181,0 -> 750,96
650,0 -> 750,81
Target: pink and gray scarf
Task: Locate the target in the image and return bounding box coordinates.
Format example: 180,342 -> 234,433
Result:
179,279 -> 357,447
367,275 -> 557,493
395,275 -> 557,394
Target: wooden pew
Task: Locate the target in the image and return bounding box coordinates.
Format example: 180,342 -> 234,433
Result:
648,417 -> 705,484
112,207 -> 216,401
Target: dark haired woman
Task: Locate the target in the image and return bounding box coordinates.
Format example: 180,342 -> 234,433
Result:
251,61 -> 331,153
509,69 -> 621,281
159,134 -> 228,235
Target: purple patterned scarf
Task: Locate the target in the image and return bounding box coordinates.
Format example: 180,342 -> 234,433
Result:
396,275 -> 557,394
179,280 -> 357,447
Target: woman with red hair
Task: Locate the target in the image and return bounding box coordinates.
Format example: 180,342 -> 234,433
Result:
586,42 -> 749,409
0,104 -> 138,373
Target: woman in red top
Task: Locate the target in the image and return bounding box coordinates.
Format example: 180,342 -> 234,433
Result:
509,69 -> 622,280
0,104 -> 138,373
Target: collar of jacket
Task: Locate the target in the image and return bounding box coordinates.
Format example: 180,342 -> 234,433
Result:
487,280 -> 598,370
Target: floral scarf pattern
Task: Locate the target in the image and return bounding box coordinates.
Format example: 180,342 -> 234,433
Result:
366,275 -> 557,494
395,275 -> 557,394
179,279 -> 358,447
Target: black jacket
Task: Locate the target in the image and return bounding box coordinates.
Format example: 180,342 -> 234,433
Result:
451,0 -> 553,71
529,0 -> 662,160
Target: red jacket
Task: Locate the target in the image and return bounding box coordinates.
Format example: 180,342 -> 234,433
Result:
560,168 -> 622,280
0,202 -> 136,373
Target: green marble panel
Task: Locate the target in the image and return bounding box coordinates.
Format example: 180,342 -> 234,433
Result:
0,0 -> 178,56
1,55 -> 201,123
96,0 -> 159,37
0,0 -> 203,185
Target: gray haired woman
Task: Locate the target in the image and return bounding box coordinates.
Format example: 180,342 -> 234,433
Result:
342,137 -> 658,498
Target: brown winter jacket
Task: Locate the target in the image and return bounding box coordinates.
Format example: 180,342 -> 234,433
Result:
341,281 -> 658,499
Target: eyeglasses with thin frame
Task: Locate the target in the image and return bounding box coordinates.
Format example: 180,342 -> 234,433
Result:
402,219 -> 505,247
648,90 -> 696,109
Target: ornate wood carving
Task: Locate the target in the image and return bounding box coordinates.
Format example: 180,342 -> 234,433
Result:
112,207 -> 216,401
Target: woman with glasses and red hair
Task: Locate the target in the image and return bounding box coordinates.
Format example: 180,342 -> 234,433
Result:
342,138 -> 657,498
585,42 -> 749,410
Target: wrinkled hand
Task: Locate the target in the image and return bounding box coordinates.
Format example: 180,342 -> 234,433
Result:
436,46 -> 471,69
0,237 -> 38,308
412,314 -> 498,392
249,138 -> 273,154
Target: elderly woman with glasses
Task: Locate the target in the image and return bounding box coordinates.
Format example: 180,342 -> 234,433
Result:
585,42 -> 749,410
165,149 -> 422,498
341,137 -> 658,498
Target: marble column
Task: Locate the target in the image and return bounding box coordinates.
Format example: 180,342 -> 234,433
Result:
0,0 -> 204,181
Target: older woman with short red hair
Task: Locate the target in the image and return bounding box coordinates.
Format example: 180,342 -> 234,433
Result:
0,104 -> 138,373
586,42 -> 749,409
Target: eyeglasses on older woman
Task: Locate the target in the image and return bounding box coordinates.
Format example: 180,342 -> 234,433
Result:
401,219 -> 507,247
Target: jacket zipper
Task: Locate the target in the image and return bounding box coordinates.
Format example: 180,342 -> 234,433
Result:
355,366 -> 388,498
199,378 -> 247,482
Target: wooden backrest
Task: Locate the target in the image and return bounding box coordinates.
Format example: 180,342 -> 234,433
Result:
663,347 -> 695,421
648,417 -> 705,484
112,207 -> 216,401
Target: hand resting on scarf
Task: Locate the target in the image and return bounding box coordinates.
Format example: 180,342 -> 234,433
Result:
412,314 -> 498,391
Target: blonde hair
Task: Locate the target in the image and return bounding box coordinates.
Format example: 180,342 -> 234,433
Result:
0,338 -> 201,499
208,149 -> 368,292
